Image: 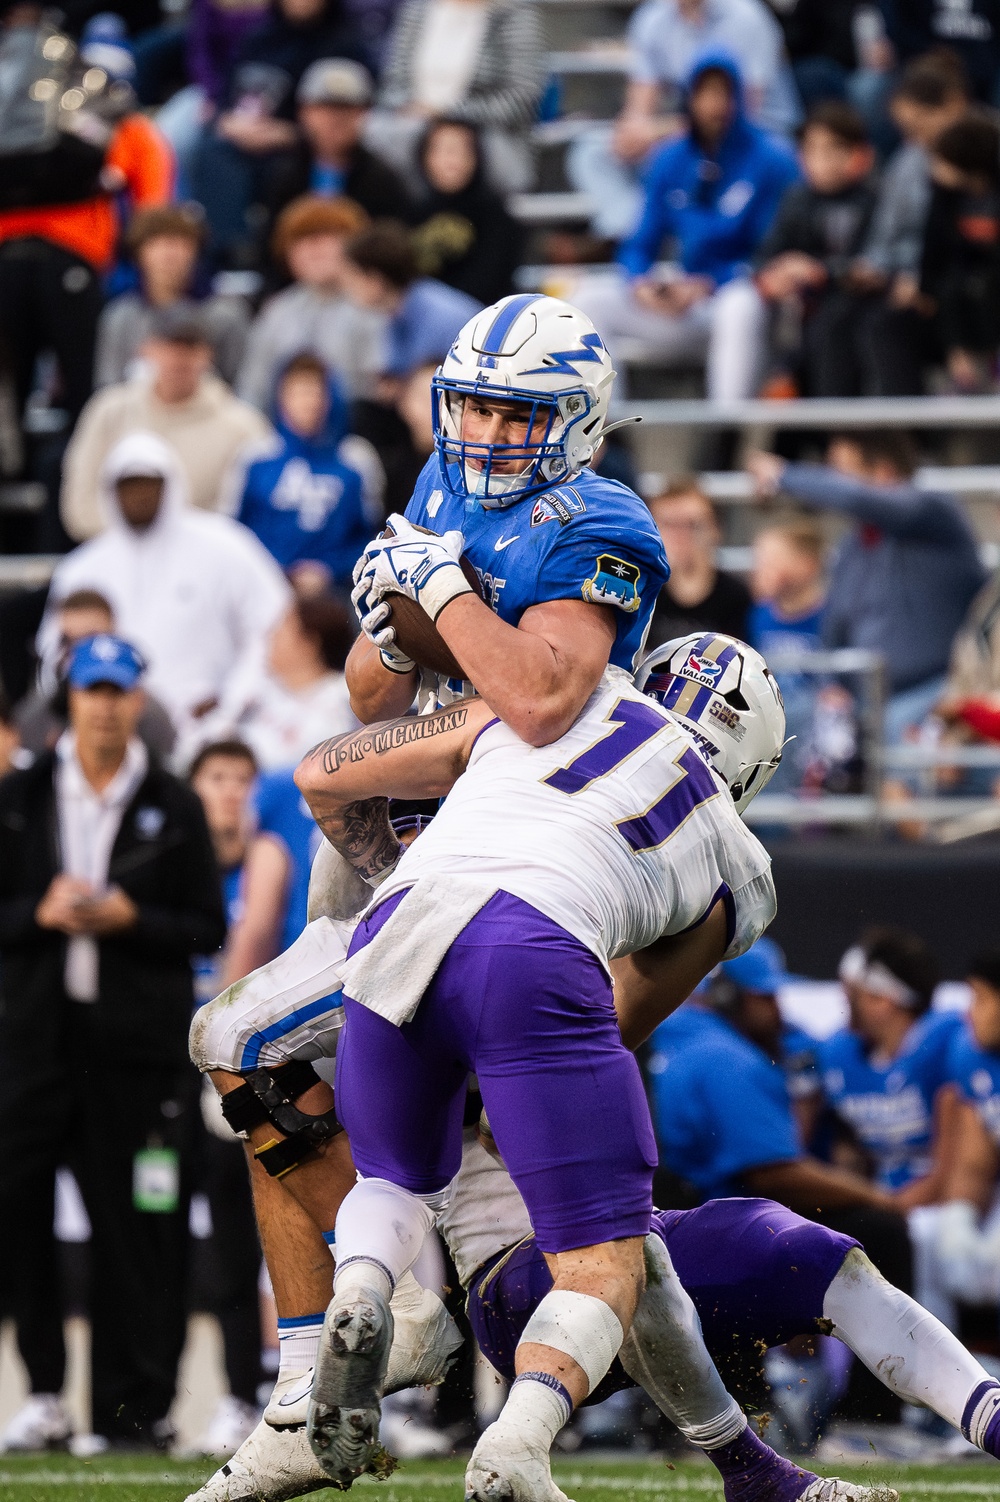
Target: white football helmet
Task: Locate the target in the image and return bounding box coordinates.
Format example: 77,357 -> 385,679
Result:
635,633 -> 786,814
432,293 -> 616,508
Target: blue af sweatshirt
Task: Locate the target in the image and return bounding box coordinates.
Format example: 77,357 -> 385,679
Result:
235,373 -> 377,588
617,51 -> 800,284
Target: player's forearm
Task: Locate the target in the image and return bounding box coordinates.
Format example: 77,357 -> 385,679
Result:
612,901 -> 730,1049
436,594 -> 610,747
295,703 -> 486,876
746,1158 -> 898,1214
345,634 -> 418,725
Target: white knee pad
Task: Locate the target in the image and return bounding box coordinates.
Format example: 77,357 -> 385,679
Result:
188,917 -> 352,1073
520,1290 -> 624,1395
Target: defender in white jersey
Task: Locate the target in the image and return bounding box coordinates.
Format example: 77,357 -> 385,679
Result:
284,660 -> 778,1498
187,635 -> 784,1502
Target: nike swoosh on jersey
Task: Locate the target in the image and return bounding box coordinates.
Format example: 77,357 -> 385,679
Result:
494,535 -> 520,551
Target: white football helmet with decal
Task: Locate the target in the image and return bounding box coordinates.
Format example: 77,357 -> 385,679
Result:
432,293 -> 616,509
635,633 -> 786,814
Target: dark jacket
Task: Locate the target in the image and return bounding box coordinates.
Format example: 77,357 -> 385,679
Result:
0,752 -> 226,1068
223,0 -> 367,120
262,141 -> 415,261
412,171 -> 523,305
920,182 -> 1000,352
754,177 -> 878,282
880,0 -> 1000,100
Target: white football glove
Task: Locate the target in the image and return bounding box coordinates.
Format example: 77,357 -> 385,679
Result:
352,555 -> 416,675
364,513 -> 472,624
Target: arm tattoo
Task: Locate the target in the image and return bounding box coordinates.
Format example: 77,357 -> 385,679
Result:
310,705 -> 470,777
315,797 -> 402,883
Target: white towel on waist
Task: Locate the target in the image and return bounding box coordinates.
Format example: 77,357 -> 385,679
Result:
342,876 -> 498,1026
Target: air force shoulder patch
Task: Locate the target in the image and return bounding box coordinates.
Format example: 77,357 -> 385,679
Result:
582,554 -> 641,613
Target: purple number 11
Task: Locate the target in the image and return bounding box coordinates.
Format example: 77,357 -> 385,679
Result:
544,697 -> 719,852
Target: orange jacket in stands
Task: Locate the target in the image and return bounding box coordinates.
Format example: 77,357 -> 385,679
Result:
0,114 -> 173,272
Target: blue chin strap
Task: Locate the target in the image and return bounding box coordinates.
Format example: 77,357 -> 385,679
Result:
432,375 -> 586,507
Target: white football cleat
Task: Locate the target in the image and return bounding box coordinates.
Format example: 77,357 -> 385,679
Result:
0,1394 -> 72,1453
181,1396 -> 261,1458
307,1287 -> 394,1485
798,1482 -> 898,1502
465,1422 -> 575,1502
182,1418 -> 334,1502
264,1368 -> 313,1429
384,1270 -> 463,1392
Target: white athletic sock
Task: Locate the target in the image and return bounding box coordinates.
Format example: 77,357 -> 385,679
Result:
823,1247 -> 994,1430
333,1177 -> 440,1300
494,1374 -> 572,1448
277,1313 -> 325,1379
619,1235 -> 745,1448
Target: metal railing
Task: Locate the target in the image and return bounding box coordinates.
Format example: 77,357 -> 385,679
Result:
610,394 -> 1000,429
744,647 -> 1000,838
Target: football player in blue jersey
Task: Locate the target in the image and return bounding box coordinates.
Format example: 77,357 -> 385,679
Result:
917,952 -> 1000,1324
218,294 -> 669,1454
817,930 -> 962,1207
346,293 -> 669,740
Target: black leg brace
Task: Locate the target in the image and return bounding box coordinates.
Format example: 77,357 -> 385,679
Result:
220,1061 -> 343,1178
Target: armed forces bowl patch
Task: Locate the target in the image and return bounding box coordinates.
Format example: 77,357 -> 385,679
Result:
582,554 -> 641,612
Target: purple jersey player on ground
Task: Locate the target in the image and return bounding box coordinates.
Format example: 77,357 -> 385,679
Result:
441,1126 -> 1000,1467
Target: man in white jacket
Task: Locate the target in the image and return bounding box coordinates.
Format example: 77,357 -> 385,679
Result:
40,433 -> 291,760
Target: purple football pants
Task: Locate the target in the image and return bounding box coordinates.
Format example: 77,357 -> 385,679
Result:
336,889 -> 657,1253
468,1197 -> 860,1396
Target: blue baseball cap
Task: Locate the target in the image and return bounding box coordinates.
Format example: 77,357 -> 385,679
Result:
67,634 -> 146,691
720,936 -> 786,995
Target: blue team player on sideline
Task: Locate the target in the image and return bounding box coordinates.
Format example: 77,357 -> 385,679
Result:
818,928 -> 962,1204
347,293 -> 670,735
920,952 -> 1000,1316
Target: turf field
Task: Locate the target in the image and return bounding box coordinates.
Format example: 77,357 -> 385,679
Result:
0,1455 -> 996,1502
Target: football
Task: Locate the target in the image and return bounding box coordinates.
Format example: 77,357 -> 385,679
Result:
380,523 -> 483,678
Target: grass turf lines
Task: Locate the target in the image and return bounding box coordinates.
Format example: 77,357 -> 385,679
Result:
0,1455 -> 997,1502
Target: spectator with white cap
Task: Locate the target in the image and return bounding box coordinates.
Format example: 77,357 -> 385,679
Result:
40,432 -> 291,759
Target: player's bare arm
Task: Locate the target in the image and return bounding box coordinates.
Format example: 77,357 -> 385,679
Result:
435,594 -> 616,747
346,592 -> 615,744
294,699 -> 492,877
612,901 -> 731,1050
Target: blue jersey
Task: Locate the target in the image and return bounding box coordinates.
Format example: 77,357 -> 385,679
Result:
193,864 -> 243,1007
254,769 -> 323,953
950,1026 -> 1000,1146
647,1005 -> 801,1201
405,456 -> 669,694
817,1010 -> 963,1190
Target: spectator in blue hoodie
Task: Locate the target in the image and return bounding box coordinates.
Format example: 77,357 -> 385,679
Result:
573,54 -> 799,400
232,351 -> 381,588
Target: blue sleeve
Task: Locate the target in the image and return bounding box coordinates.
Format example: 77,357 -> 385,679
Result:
536,498 -> 669,616
780,465 -> 977,544
403,455 -> 443,526
694,1049 -> 801,1180
617,148 -> 677,276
